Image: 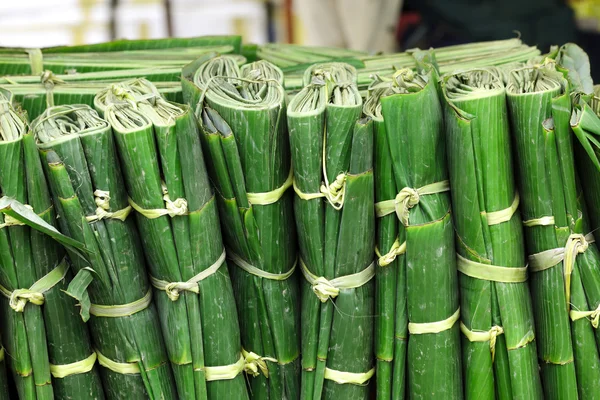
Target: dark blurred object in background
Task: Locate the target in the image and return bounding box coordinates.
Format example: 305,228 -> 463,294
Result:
400,0 -> 599,81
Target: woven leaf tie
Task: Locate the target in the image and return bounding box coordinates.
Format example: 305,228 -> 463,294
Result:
570,303 -> 600,328
375,238 -> 407,267
10,289 -> 44,312
0,204 -> 33,228
395,187 -> 420,225
564,233 -> 589,308
311,277 -> 340,302
529,232 -> 596,311
163,282 -> 196,302
320,173 -> 346,210
460,322 -> 504,362
300,258 -> 375,303
0,258 -> 69,312
242,349 -> 277,378
488,326 -> 504,361
94,190 -> 111,209
41,70 -> 64,108
375,181 -> 450,225
162,183 -> 188,217
86,190 -> 132,222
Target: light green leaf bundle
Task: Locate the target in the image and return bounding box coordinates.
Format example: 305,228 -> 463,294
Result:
507,65 -> 600,399
442,67 -> 543,399
185,56 -> 301,400
34,104 -> 177,399
288,66 -> 375,400
0,101 -> 104,400
372,67 -> 462,399
95,79 -> 249,400
363,76 -> 407,400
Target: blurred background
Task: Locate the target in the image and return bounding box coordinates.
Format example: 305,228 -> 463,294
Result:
1,0 -> 599,77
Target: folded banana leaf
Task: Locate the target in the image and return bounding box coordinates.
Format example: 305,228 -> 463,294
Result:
507,65 -> 600,399
0,101 -> 105,400
43,35 -> 242,54
240,60 -> 284,85
572,91 -> 600,232
1,80 -> 183,121
363,77 -> 407,400
95,79 -> 249,400
442,68 -> 543,399
376,67 -> 462,399
302,62 -> 357,86
184,56 -> 301,400
0,66 -> 192,85
33,105 -> 177,399
288,75 -> 374,400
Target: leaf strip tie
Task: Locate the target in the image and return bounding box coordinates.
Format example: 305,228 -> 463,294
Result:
86,190 -> 132,222
96,349 -> 140,375
247,168 -> 293,205
522,215 -> 555,227
300,258 -> 375,302
460,322 -> 504,362
570,303 -> 600,328
150,248 -> 226,301
483,192 -> 520,225
324,366 -> 375,385
0,257 -> 69,312
128,183 -> 188,219
457,253 -> 528,283
242,348 -> 277,378
50,352 -> 97,378
203,354 -> 245,381
26,48 -> 43,75
408,308 -> 460,335
374,180 -> 450,225
89,288 -> 152,318
228,250 -> 296,281
374,237 -> 406,267
529,233 -> 594,309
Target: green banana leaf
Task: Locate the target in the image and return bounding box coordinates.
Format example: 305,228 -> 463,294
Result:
507,65 -> 600,399
185,56 -> 301,400
0,100 -> 103,400
288,71 -> 374,400
363,76 -> 407,400
442,67 -> 543,400
377,67 -> 462,399
96,79 -> 249,400
33,104 -> 177,399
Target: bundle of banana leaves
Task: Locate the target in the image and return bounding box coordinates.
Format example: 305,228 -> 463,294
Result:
94,78 -> 249,400
0,100 -> 105,399
369,65 -> 462,399
363,77 -> 407,399
442,67 -> 543,399
0,36 -> 242,76
183,56 -> 301,399
506,64 -> 600,399
33,104 -> 177,399
287,64 -> 375,400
